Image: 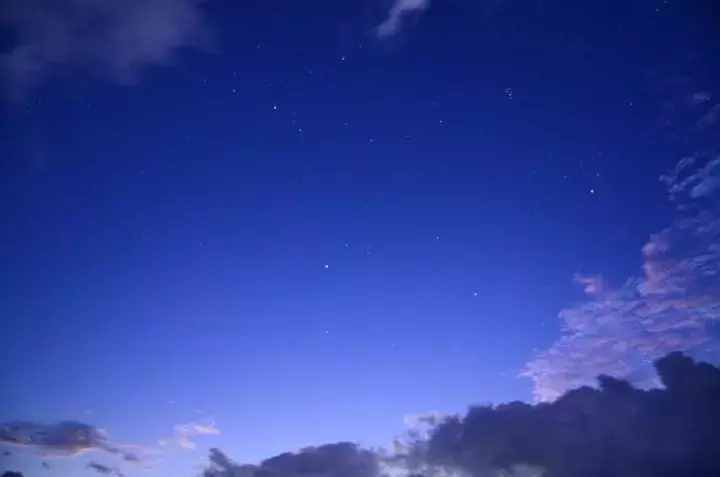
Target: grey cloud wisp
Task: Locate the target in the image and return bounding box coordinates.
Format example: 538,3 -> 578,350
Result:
0,0 -> 211,100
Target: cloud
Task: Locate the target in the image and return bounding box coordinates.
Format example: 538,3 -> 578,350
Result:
88,462 -> 125,477
689,91 -> 712,106
0,421 -> 143,462
395,353 -> 720,477
572,274 -> 606,296
200,354 -> 720,477
202,442 -> 380,477
377,0 -> 430,38
159,420 -> 220,450
698,104 -> 720,130
523,155 -> 720,401
1,472 -> 23,477
0,0 -> 211,100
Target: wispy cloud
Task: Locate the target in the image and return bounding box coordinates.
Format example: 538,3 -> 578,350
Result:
377,0 -> 430,38
159,420 -> 220,450
87,461 -> 125,477
523,155 -> 720,401
0,0 -> 211,100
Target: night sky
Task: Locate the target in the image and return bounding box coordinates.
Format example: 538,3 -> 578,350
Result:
2,1 -> 720,476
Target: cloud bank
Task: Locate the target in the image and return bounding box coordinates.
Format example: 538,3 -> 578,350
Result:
0,0 -> 211,100
524,155 -> 720,401
201,353 -> 720,477
202,442 -> 380,477
377,0 -> 430,37
0,421 -> 141,462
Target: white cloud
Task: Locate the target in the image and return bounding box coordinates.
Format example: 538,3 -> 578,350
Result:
377,0 -> 430,38
160,420 -> 220,450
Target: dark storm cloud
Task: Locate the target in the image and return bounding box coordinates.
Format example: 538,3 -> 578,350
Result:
0,421 -> 141,462
1,472 -> 23,477
395,353 -> 720,477
0,0 -> 211,100
202,354 -> 720,477
524,155 -> 720,401
202,442 -> 380,477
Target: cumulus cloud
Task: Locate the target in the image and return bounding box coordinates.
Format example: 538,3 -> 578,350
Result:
0,421 -> 142,462
159,421 -> 220,450
394,353 -> 720,477
377,0 -> 430,37
524,155 -> 720,401
202,442 -> 380,477
201,354 -> 720,477
0,0 -> 211,100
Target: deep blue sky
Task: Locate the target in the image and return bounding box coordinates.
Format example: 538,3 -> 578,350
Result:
2,1 -> 720,476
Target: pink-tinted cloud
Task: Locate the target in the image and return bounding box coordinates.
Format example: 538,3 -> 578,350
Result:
524,155 -> 720,401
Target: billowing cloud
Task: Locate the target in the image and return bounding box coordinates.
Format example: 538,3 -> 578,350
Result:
0,0 -> 211,100
159,421 -> 220,450
524,155 -> 720,401
200,354 -> 720,477
202,442 -> 380,477
0,421 -> 142,462
377,0 -> 430,37
396,353 -> 720,477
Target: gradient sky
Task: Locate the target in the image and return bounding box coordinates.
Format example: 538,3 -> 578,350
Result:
2,1 -> 720,476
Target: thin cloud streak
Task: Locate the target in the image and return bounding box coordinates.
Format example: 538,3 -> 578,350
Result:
377,0 -> 430,37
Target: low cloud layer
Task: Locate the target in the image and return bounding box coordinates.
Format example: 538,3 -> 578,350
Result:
524,155 -> 720,401
377,0 -> 430,37
0,0 -> 210,100
0,421 -> 140,462
202,442 -> 380,477
406,352 -> 720,477
202,353 -> 720,477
